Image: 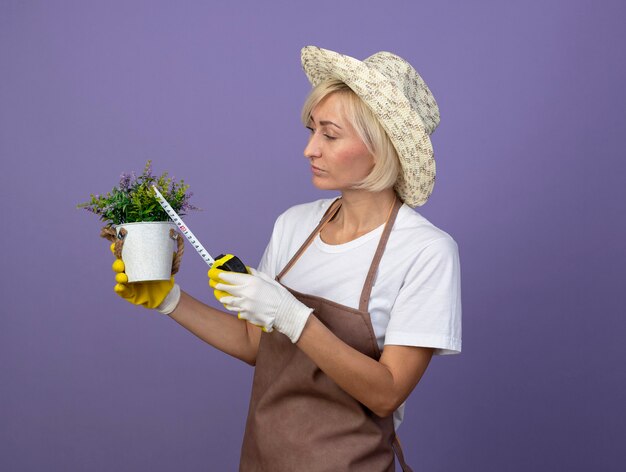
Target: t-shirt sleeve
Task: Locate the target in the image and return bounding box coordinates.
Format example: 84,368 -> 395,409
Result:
384,237 -> 462,355
257,213 -> 284,279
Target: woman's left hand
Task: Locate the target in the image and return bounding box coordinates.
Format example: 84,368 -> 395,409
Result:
208,267 -> 313,343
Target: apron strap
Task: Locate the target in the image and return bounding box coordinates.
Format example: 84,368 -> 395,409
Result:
276,198 -> 342,282
392,435 -> 414,472
276,196 -> 402,312
358,197 -> 402,311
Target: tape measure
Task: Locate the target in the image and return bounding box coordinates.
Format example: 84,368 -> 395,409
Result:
152,186 -> 247,274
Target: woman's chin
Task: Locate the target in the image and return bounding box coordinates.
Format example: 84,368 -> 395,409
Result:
312,176 -> 359,193
312,178 -> 338,191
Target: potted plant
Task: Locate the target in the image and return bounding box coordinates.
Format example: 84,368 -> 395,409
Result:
78,160 -> 198,282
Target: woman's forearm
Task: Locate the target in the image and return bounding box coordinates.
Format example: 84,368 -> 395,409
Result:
296,315 -> 433,417
168,290 -> 261,365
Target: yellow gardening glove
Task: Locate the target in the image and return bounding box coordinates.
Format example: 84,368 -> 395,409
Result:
110,243 -> 179,313
208,254 -> 241,304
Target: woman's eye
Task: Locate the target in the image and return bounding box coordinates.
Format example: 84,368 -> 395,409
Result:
305,126 -> 335,140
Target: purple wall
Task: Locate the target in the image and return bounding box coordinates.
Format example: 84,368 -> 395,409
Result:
2,1 -> 625,470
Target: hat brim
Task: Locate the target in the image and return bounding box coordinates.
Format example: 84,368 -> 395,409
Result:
301,46 -> 435,207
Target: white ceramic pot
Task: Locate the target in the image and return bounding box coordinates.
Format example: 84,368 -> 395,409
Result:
115,221 -> 177,282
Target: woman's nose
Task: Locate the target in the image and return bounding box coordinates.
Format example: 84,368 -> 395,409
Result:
304,133 -> 321,159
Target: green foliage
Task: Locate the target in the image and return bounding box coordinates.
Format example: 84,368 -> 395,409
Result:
77,160 -> 198,225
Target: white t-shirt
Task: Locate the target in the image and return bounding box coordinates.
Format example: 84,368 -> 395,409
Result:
257,198 -> 462,428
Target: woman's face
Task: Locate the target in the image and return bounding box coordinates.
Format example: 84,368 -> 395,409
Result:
304,93 -> 374,191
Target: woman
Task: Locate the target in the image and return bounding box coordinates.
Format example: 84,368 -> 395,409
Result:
111,46 -> 461,471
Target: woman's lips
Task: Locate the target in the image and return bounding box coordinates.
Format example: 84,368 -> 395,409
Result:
311,165 -> 326,175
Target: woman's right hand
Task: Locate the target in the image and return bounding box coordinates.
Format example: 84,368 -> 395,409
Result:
110,243 -> 180,314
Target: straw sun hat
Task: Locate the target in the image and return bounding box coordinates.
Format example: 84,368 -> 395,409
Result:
301,46 -> 440,207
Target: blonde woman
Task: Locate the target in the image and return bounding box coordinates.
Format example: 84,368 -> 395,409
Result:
112,46 -> 461,471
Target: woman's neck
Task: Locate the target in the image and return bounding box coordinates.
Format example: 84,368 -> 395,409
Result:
323,188 -> 397,244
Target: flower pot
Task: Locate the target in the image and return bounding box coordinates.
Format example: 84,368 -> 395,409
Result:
115,222 -> 177,282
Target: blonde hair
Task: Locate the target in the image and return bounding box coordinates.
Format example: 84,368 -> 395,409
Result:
301,79 -> 400,193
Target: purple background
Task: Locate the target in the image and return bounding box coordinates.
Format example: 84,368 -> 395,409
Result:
1,1 -> 625,470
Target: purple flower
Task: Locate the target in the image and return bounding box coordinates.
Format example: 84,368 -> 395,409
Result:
180,192 -> 200,212
144,161 -> 153,179
119,172 -> 133,191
